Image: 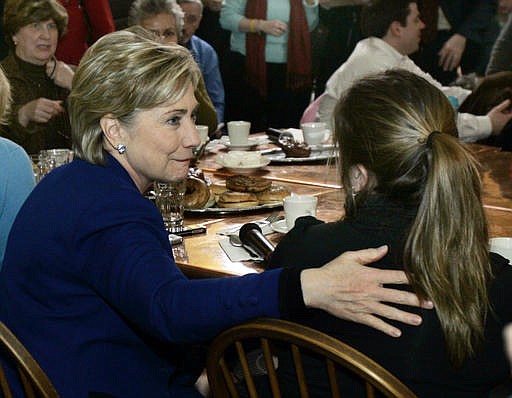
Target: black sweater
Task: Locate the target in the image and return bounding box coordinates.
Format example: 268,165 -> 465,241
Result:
269,194 -> 512,397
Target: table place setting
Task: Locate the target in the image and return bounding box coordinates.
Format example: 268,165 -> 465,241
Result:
263,125 -> 336,164
217,215 -> 282,262
489,237 -> 512,262
214,151 -> 271,174
208,135 -> 271,151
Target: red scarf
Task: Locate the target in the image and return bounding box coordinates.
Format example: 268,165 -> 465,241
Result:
245,0 -> 312,97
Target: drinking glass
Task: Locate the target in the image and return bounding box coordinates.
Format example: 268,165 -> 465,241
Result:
154,180 -> 187,233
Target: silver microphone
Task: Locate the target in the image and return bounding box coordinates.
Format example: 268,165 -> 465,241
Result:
239,223 -> 275,262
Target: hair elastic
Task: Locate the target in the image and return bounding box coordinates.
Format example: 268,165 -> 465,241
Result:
426,130 -> 441,148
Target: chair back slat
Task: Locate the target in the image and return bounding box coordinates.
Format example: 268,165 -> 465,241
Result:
220,357 -> 239,397
366,382 -> 376,398
0,321 -> 59,398
0,363 -> 13,398
260,339 -> 281,398
207,318 -> 417,398
19,370 -> 36,398
291,344 -> 309,398
235,341 -> 258,397
326,358 -> 341,398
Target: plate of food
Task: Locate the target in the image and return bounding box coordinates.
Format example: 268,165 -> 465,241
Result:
185,174 -> 290,214
264,146 -> 336,163
215,151 -> 271,174
262,138 -> 336,163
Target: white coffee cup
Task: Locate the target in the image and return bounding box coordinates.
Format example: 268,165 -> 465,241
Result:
196,125 -> 209,143
301,122 -> 327,145
227,121 -> 251,146
489,237 -> 512,262
283,194 -> 318,230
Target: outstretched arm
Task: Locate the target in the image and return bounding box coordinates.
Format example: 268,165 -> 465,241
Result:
301,245 -> 433,337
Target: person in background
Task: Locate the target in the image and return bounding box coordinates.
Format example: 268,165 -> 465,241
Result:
1,0 -> 73,154
0,30 -> 430,397
129,0 -> 219,136
177,0 -> 224,124
317,0 -> 512,143
313,0 -> 368,97
457,71 -> 512,151
0,67 -> 35,268
55,0 -> 115,66
220,0 -> 320,132
486,0 -> 512,76
194,0 -> 230,79
0,0 -> 7,60
414,0 -> 499,85
269,69 -> 512,397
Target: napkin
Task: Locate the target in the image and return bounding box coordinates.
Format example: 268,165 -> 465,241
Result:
219,236 -> 263,262
217,221 -> 273,237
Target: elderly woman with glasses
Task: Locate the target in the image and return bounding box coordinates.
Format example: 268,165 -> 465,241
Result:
129,0 -> 220,137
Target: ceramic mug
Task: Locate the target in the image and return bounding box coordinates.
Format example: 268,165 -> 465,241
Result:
283,194 -> 318,230
227,121 -> 251,146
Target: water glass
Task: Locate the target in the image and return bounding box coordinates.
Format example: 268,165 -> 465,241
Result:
154,180 -> 187,233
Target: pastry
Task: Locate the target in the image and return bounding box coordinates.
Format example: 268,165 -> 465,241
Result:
184,176 -> 210,209
225,175 -> 271,193
256,184 -> 291,204
217,191 -> 259,208
277,136 -> 311,158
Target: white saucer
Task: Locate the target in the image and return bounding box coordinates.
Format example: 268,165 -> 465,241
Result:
489,237 -> 512,262
227,142 -> 259,151
220,136 -> 267,151
271,219 -> 289,234
215,154 -> 271,174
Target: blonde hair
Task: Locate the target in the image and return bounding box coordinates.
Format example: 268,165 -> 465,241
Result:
68,30 -> 200,164
3,0 -> 68,47
334,69 -> 492,366
0,67 -> 11,124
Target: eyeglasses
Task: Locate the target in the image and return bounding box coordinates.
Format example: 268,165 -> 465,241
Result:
184,14 -> 200,24
147,29 -> 177,41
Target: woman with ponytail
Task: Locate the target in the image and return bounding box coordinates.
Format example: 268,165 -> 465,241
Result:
268,69 -> 512,397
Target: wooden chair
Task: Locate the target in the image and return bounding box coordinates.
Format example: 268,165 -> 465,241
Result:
206,318 -> 416,398
0,321 -> 59,398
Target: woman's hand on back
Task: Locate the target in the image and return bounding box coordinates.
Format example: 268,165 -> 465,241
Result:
300,245 -> 434,338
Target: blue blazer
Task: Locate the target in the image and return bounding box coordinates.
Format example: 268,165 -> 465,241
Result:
0,154 -> 284,397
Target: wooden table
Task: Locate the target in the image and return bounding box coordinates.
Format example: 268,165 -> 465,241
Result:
173,139 -> 512,278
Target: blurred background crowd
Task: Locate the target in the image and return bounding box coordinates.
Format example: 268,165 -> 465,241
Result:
0,0 -> 511,155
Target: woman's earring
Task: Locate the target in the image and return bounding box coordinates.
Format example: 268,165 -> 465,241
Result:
116,144 -> 126,154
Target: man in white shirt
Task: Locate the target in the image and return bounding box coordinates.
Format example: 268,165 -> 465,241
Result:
318,0 -> 512,142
